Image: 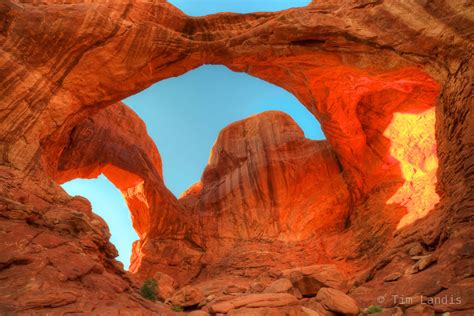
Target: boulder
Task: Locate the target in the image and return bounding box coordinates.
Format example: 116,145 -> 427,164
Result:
250,282 -> 266,293
405,304 -> 435,316
170,286 -> 205,308
376,307 -> 404,316
227,306 -> 311,316
290,274 -> 327,297
316,288 -> 359,315
153,272 -> 178,301
263,278 -> 294,294
302,298 -> 337,316
187,311 -> 210,316
301,306 -> 323,316
209,293 -> 298,314
282,265 -> 347,296
416,255 -> 437,271
383,272 -> 402,282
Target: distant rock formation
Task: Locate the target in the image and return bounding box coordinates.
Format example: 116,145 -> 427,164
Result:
181,111 -> 349,242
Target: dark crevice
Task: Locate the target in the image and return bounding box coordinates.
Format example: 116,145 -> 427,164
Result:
0,257 -> 33,271
352,0 -> 384,10
290,39 -> 327,46
184,230 -> 206,252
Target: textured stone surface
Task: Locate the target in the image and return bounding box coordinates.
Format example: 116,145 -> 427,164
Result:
0,167 -> 173,314
46,103 -> 188,238
180,111 -> 349,242
0,0 -> 472,314
316,288 -> 359,315
227,306 -> 310,316
281,265 -> 347,293
170,285 -> 205,308
153,271 -> 178,301
43,102 -> 201,285
209,293 -> 299,313
178,111 -> 353,280
264,278 -> 294,294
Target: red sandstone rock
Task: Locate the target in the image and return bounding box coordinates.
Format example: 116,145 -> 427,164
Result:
0,0 -> 472,314
405,304 -> 435,316
263,278 -> 294,294
316,288 -> 359,315
153,271 -> 178,301
50,103 -> 179,239
227,306 -> 311,316
302,298 -> 337,316
209,293 -> 299,314
0,169 -> 171,314
187,311 -> 210,316
181,111 -> 349,242
177,112 -> 354,281
43,102 -> 201,285
281,265 -> 347,293
170,285 -> 205,308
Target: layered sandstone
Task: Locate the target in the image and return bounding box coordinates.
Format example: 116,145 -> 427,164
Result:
0,166 -> 172,314
181,111 -> 349,242
0,0 -> 472,314
177,111 -> 355,282
43,102 -> 202,285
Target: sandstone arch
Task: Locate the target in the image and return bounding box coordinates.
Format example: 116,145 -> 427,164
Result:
0,0 -> 472,313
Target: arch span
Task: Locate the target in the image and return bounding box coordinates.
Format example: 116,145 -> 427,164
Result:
123,64 -> 325,197
49,103 -> 188,240
30,1 -> 442,283
62,175 -> 138,269
2,2 -> 470,310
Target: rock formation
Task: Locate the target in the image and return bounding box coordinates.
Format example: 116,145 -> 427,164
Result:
181,111 -> 349,242
0,0 -> 472,314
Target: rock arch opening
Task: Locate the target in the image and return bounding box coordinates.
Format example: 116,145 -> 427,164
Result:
51,64 -> 440,282
123,65 -> 325,197
168,0 -> 311,16
62,175 -> 139,269
55,65 -> 327,271
2,1 -> 470,313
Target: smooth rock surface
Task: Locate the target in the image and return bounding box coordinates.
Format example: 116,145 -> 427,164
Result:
316,288 -> 359,315
209,293 -> 299,314
264,278 -> 294,294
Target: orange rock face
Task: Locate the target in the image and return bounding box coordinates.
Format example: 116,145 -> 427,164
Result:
384,108 -> 440,229
181,111 -> 349,242
46,102 -> 181,239
42,102 -> 202,284
0,0 -> 472,314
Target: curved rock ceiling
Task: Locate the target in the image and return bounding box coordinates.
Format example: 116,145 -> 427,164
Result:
0,0 -> 472,314
122,64 -> 325,197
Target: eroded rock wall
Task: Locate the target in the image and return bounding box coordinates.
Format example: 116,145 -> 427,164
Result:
181,111 -> 349,242
43,102 -> 202,285
0,0 -> 472,314
178,111 -> 355,281
0,167 -> 172,314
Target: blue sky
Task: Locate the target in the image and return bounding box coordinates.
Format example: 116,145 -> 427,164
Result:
62,176 -> 135,268
169,0 -> 311,16
62,1 -> 320,270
